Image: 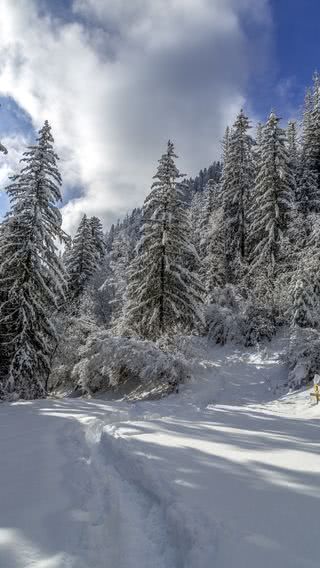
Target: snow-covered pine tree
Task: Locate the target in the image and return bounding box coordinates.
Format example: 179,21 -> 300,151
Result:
195,180 -> 217,271
89,216 -> 106,264
287,120 -> 299,192
0,146 -> 8,388
281,120 -> 303,282
309,72 -> 320,188
105,223 -> 116,253
249,112 -> 295,280
246,122 -> 264,267
0,121 -> 66,400
123,141 -> 203,340
252,123 -> 263,174
292,275 -> 317,328
190,190 -> 205,259
222,126 -> 231,164
108,231 -> 130,328
204,206 -> 226,299
187,162 -> 222,200
197,178 -> 225,298
289,217 -> 320,329
290,216 -> 320,329
65,214 -> 101,306
222,109 -> 254,283
200,179 -> 217,232
297,86 -> 320,224
93,209 -> 143,328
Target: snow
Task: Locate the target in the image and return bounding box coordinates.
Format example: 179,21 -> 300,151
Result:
0,336 -> 319,568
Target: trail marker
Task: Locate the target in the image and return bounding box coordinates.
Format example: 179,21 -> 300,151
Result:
310,383 -> 320,404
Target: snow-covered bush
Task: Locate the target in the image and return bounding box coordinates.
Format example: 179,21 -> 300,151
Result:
72,331 -> 190,397
287,327 -> 320,389
49,311 -> 99,393
205,286 -> 275,346
206,303 -> 242,345
205,286 -> 243,345
242,302 -> 275,346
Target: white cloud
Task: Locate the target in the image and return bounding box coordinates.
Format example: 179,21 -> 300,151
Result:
0,0 -> 272,234
0,133 -> 29,188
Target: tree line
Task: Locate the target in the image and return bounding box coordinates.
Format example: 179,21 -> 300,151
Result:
1,73 -> 320,399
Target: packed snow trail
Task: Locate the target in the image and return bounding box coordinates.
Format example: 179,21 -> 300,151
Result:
0,338 -> 319,567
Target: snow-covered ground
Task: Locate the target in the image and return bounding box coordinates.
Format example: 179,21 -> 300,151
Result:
0,336 -> 319,568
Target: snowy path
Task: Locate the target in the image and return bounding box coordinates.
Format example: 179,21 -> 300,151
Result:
0,339 -> 319,567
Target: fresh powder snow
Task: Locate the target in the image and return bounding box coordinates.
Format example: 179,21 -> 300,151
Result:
0,337 -> 319,568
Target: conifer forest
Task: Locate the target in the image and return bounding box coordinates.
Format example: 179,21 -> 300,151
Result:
1,75 -> 320,400
0,53 -> 320,568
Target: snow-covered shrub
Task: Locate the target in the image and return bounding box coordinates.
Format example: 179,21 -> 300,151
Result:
205,302 -> 242,345
242,302 -> 275,346
287,327 -> 320,389
49,312 -> 99,393
205,285 -> 275,346
72,331 -> 190,397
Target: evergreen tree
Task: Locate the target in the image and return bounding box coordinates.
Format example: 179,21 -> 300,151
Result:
287,120 -> 299,192
89,216 -> 106,264
290,217 -> 320,329
187,162 -> 222,199
0,121 -> 66,399
310,72 -> 320,187
105,223 -> 116,253
253,123 -> 264,175
190,191 -> 205,259
292,275 -> 317,328
297,86 -> 319,219
249,112 -> 295,279
222,126 -> 231,164
201,179 -> 218,228
109,231 -> 130,328
65,214 -> 100,305
204,207 -> 226,299
222,109 -> 254,282
123,141 -> 203,339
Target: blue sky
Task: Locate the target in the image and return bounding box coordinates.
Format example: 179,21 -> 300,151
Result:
248,0 -> 320,119
0,0 -> 318,231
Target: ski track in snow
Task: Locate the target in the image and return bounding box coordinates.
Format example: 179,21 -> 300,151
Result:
0,335 -> 320,568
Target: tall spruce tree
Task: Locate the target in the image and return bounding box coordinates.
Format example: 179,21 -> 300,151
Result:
123,141 -> 203,339
109,231 -> 130,328
0,140 -> 8,387
249,112 -> 295,279
287,120 -> 299,192
222,126 -> 231,163
0,121 -> 66,399
190,191 -> 205,260
290,218 -> 320,329
222,109 -> 254,282
65,214 -> 102,306
297,86 -> 319,220
292,275 -> 317,328
204,207 -> 226,299
310,72 -> 320,186
89,216 -> 106,264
